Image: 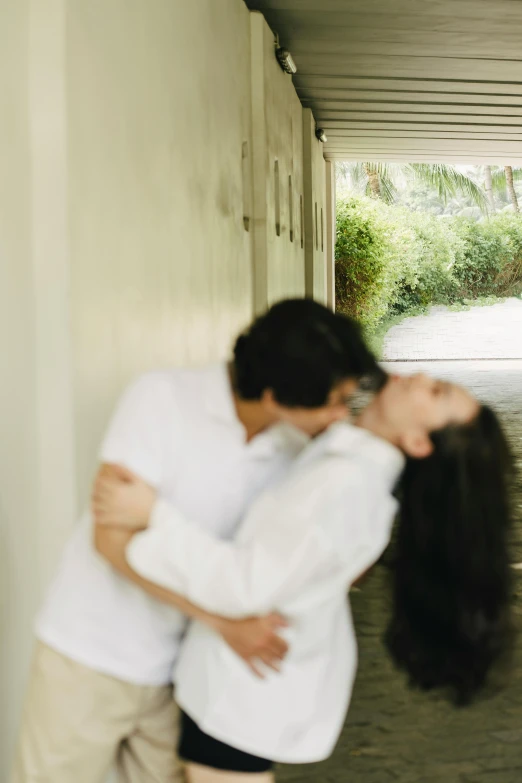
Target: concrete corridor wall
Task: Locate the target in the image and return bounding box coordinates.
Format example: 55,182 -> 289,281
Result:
250,11 -> 306,312
67,0 -> 257,506
1,1 -> 40,769
1,1 -> 78,773
0,0 -> 330,773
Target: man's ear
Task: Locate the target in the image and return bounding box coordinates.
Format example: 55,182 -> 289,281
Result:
261,388 -> 275,403
400,430 -> 434,459
260,388 -> 279,412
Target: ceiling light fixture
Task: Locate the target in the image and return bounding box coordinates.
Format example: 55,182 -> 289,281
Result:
275,34 -> 297,74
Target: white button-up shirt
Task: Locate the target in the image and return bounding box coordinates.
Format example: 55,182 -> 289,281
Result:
127,423 -> 405,763
36,364 -> 306,685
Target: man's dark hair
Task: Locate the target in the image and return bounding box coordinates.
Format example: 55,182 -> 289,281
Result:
232,298 -> 383,407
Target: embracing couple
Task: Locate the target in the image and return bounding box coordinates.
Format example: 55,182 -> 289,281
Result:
12,299 -> 514,783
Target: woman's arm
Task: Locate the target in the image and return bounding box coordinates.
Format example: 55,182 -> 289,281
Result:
94,524 -> 227,625
93,464 -> 358,618
126,496 -> 343,617
93,468 -> 288,674
94,461 -> 395,619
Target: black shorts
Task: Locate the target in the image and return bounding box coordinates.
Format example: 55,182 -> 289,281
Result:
178,710 -> 274,773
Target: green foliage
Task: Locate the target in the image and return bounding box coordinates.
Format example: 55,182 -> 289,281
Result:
408,163 -> 488,211
338,162 -> 488,212
451,219 -> 508,298
335,198 -> 388,326
452,213 -> 522,299
383,210 -> 462,317
335,196 -> 522,331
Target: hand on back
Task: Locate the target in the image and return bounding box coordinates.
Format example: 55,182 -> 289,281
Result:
216,613 -> 289,678
92,463 -> 155,530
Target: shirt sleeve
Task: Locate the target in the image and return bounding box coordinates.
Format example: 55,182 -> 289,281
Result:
126,464 -> 397,618
99,372 -> 177,488
127,497 -> 345,617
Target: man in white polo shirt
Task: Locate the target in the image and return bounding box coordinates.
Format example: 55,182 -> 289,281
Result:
12,299 -> 382,783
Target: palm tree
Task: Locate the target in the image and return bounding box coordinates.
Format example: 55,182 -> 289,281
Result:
485,165 -> 522,214
484,165 -> 495,214
504,166 -> 519,213
337,161 -> 488,213
363,164 -> 383,199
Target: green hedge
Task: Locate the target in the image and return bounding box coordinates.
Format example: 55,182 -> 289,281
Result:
335,196 -> 522,330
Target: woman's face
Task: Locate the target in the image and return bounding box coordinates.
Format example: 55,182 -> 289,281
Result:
375,373 -> 480,457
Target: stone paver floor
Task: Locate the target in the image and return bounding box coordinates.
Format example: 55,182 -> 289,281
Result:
383,299 -> 522,361
279,304 -> 522,783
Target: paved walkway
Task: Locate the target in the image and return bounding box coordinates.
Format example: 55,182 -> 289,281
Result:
383,299 -> 522,361
279,306 -> 522,783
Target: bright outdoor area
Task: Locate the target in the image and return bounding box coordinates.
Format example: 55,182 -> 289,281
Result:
289,162 -> 522,783
334,162 -> 522,357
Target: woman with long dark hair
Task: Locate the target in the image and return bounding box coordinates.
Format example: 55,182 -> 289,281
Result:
386,403 -> 514,704
94,373 -> 514,782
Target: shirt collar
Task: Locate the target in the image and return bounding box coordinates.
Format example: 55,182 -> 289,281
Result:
248,423 -> 311,459
305,422 -> 405,492
202,364 -> 310,459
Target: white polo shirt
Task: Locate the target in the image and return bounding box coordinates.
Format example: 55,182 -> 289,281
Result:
127,423 -> 404,763
36,364 -> 307,685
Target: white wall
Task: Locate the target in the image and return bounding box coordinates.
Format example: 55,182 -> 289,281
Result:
0,0 -> 77,770
250,12 -> 306,313
67,0 -> 255,505
0,0 -> 37,768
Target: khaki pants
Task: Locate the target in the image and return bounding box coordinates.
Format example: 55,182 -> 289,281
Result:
11,642 -> 184,783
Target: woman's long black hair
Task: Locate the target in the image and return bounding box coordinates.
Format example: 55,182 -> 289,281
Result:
386,405 -> 515,704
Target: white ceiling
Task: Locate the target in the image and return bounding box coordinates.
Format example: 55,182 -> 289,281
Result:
246,0 -> 522,162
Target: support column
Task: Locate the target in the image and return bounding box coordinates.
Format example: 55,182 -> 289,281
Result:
1,1 -> 77,774
250,12 -> 268,315
29,0 -> 77,588
302,108 -> 327,304
325,160 -> 336,311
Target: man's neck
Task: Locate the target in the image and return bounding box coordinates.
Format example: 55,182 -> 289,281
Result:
233,397 -> 278,442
